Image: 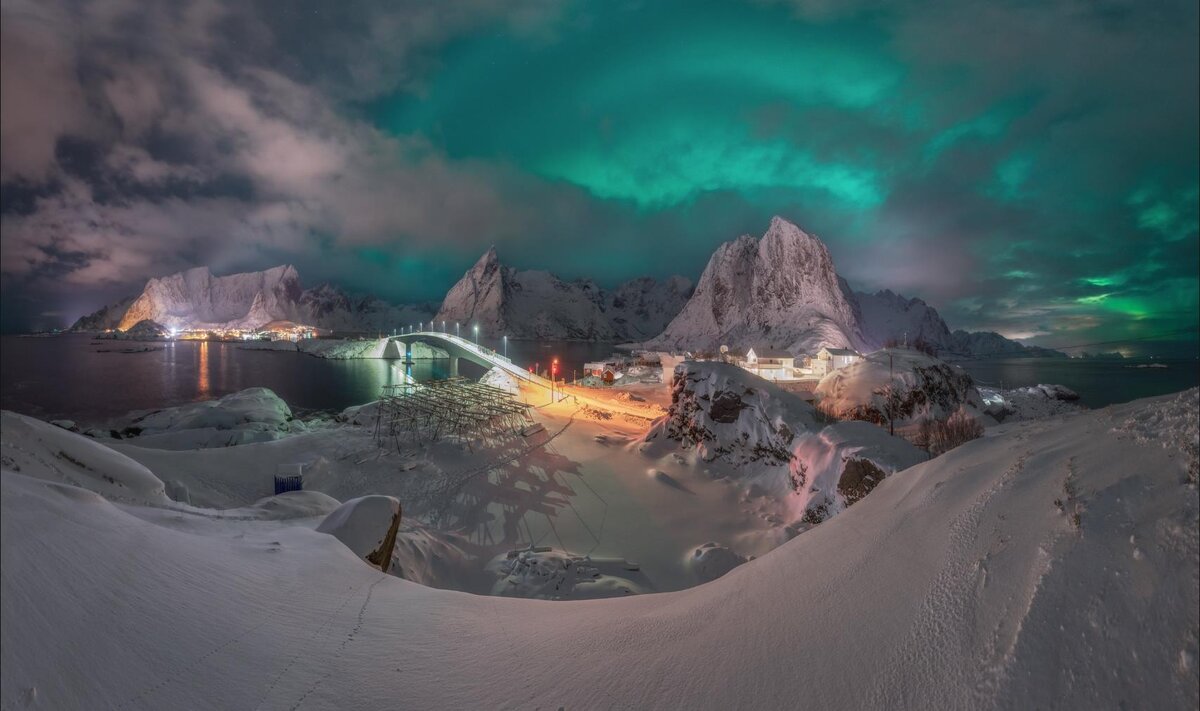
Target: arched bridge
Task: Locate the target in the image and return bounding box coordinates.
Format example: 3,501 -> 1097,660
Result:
384,331 -> 561,397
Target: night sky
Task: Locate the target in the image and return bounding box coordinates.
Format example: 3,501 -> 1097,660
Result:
1,0 -> 1197,354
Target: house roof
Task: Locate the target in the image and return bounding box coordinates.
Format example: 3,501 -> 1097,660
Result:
749,347 -> 794,359
819,347 -> 860,356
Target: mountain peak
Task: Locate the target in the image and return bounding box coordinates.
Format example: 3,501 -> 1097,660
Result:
648,216 -> 866,354
762,215 -> 822,248
474,246 -> 499,269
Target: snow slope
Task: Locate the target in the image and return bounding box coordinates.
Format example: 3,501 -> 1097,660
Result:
2,389 -> 1196,709
0,411 -> 169,503
434,247 -> 692,341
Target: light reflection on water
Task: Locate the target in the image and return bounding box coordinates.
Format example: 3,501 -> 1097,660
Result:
197,341 -> 210,398
1,332 -> 609,426
10,336 -> 1189,425
0,335 -> 465,425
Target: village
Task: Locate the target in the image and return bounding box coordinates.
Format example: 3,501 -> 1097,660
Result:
582,344 -> 864,390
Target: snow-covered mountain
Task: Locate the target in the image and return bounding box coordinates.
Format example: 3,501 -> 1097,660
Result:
71,266 -> 437,334
645,216 -> 1062,358
433,247 -> 692,341
605,275 -> 694,341
846,287 -> 1065,358
645,216 -> 870,354
295,283 -> 439,334
844,287 -> 954,349
69,294 -> 136,331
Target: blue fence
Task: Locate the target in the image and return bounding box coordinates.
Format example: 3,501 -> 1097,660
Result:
274,474 -> 303,495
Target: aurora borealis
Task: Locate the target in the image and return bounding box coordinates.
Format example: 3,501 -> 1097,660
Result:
1,0 -> 1197,354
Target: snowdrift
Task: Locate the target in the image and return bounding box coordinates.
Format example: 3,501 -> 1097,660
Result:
106,387 -> 306,449
0,411 -> 168,504
316,495 -> 403,571
2,389 -> 1195,709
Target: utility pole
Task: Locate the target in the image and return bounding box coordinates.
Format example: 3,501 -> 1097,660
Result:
888,350 -> 895,436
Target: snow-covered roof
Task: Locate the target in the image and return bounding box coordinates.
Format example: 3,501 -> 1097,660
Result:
748,347 -> 794,359
819,347 -> 860,357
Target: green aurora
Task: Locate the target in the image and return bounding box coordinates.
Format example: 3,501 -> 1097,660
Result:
366,0 -> 1198,355
0,0 -> 1195,355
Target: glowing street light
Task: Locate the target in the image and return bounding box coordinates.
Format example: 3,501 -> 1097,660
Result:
473,324 -> 479,344
441,320 -> 446,333
503,334 -> 508,358
455,322 -> 460,338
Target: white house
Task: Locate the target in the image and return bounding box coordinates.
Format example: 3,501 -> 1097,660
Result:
745,347 -> 795,381
812,347 -> 862,376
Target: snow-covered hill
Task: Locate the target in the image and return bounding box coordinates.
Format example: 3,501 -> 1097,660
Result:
434,247 -> 692,341
814,348 -> 988,427
644,361 -> 926,525
71,266 -> 437,334
2,388 -> 1195,709
69,294 -> 136,331
645,216 -> 870,354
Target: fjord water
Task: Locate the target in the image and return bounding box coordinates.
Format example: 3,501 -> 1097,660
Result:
0,335 -> 618,425
1,334 -> 1195,425
956,356 -> 1199,408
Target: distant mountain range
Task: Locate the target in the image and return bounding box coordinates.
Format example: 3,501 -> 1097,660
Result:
71,216 -> 1063,358
433,247 -> 693,342
71,266 -> 437,334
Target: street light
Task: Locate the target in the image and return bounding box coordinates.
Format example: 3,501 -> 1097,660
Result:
503,334 -> 507,358
455,322 -> 460,338
473,324 -> 479,344
441,320 -> 445,333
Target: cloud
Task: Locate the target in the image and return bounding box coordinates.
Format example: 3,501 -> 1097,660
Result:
0,0 -> 568,302
1,0 -> 1196,350
0,0 -> 90,181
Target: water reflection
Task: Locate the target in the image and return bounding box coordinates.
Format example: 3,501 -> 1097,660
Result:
197,341 -> 210,398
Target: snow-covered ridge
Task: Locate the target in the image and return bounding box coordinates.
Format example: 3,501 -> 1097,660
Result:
72,265 -> 438,334
434,247 -> 692,341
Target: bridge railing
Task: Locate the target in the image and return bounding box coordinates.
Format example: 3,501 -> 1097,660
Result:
403,331 -> 561,392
